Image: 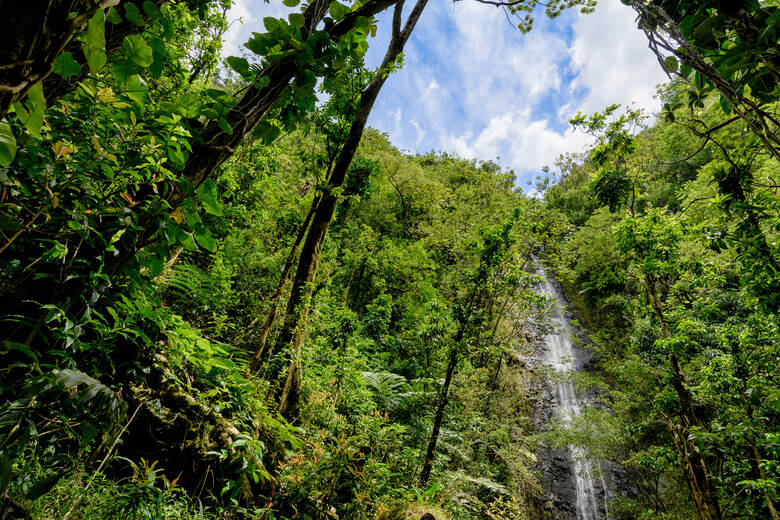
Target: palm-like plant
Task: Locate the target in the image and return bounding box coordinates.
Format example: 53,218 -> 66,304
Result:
361,371 -> 415,413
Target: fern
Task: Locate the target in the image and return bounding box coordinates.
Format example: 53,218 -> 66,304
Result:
361,371 -> 414,413
162,263 -> 220,297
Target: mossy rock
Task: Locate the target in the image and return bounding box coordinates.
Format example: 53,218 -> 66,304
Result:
375,501 -> 449,520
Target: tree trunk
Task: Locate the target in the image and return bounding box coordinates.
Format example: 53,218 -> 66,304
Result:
270,0 -> 430,421
645,275 -> 722,520
419,343 -> 458,486
0,0 -> 173,118
164,0 -> 398,207
273,194 -> 336,419
248,194 -> 319,372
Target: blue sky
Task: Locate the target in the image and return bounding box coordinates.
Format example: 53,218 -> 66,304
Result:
224,0 -> 669,186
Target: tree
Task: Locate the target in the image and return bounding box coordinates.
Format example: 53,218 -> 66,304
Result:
267,0 -> 430,421
628,0 -> 780,161
420,211 -> 524,485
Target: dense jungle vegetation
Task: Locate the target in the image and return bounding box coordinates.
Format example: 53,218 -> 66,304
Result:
0,0 -> 778,519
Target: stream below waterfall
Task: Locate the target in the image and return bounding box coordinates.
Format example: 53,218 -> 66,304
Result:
534,270 -> 614,520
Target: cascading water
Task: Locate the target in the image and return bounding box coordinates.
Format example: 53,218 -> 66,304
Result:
537,270 -> 608,520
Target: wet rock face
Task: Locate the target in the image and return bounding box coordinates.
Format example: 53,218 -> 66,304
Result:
528,272 -> 636,520
532,369 -> 579,520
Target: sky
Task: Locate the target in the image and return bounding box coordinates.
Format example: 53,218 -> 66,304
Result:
223,0 -> 669,186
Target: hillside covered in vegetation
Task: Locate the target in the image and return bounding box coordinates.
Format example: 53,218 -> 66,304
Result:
0,1 -> 778,519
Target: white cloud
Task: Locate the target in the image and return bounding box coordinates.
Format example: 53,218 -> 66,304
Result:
221,0 -> 670,183
423,79 -> 440,95
391,107 -> 402,136
442,108 -> 591,173
410,119 -> 426,146
447,1 -> 568,124
567,0 -> 668,118
426,0 -> 669,178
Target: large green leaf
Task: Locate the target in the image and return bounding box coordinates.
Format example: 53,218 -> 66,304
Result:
52,52 -> 82,79
198,179 -> 223,216
124,2 -> 146,26
22,83 -> 46,138
263,17 -> 280,33
124,74 -> 149,106
82,10 -> 106,73
27,473 -> 64,500
175,93 -> 201,118
329,1 -> 350,20
122,35 -> 154,68
0,119 -> 17,166
193,225 -> 217,252
226,56 -> 250,78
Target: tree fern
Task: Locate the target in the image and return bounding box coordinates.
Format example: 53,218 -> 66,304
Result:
361,371 -> 414,413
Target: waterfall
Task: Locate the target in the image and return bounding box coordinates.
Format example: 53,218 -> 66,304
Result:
538,272 -> 608,520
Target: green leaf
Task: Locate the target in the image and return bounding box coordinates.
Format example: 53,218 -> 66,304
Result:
263,17 -> 280,33
177,230 -> 197,251
175,93 -> 201,118
244,33 -> 273,55
0,119 -> 17,167
2,341 -> 39,362
254,121 -> 281,144
124,74 -> 148,106
141,251 -> 164,276
217,117 -> 233,135
288,13 -> 305,27
663,56 -> 678,73
79,422 -> 100,445
296,68 -> 316,88
282,0 -> 300,6
167,146 -> 185,168
53,52 -> 82,79
23,83 -> 46,138
719,96 -> 732,115
106,6 -> 122,24
198,179 -> 223,216
124,3 -> 146,26
27,473 -> 64,500
110,60 -> 136,83
193,225 -> 217,252
122,35 -> 154,68
142,0 -> 161,19
329,1 -> 350,20
82,10 -> 106,73
226,56 -> 250,77
109,228 -> 126,244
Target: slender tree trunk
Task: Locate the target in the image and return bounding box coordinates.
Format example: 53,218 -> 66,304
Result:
270,0 -> 430,421
109,0 -> 398,272
752,444 -> 780,520
419,283 -> 483,485
248,194 -> 319,372
419,343 -> 458,486
273,194 -> 336,419
645,275 -> 722,520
